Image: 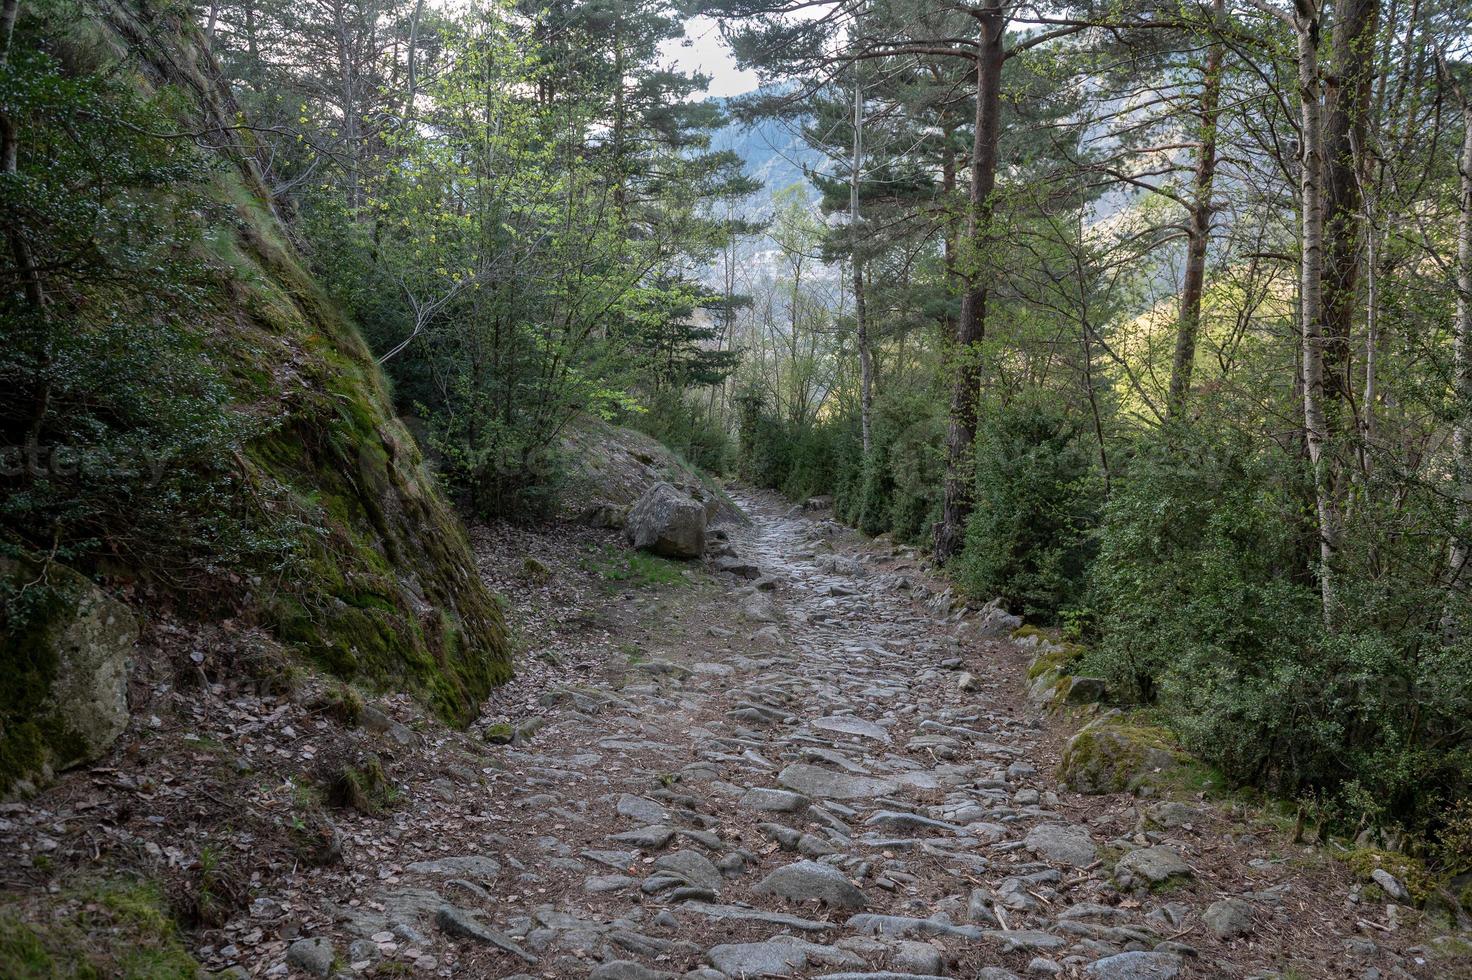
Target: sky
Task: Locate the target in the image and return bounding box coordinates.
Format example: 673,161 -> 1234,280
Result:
660,15 -> 761,99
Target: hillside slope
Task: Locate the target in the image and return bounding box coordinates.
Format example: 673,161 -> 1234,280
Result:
2,1 -> 510,796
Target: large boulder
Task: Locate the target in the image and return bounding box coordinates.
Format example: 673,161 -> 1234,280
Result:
2,558 -> 135,798
625,482 -> 706,558
1058,716 -> 1180,795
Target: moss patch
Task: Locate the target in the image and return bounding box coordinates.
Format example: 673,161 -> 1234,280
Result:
581,545 -> 688,588
0,878 -> 200,979
1338,848 -> 1436,905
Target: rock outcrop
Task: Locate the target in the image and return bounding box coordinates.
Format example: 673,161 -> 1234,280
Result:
626,483 -> 707,558
23,3 -> 512,729
1,559 -> 135,796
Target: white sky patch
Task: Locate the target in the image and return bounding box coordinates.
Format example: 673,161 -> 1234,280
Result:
661,16 -> 759,99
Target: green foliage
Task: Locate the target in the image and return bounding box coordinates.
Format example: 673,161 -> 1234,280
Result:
1085,422 -> 1472,834
581,544 -> 686,587
626,390 -> 732,474
953,401 -> 1101,619
0,23 -> 304,591
288,0 -> 751,519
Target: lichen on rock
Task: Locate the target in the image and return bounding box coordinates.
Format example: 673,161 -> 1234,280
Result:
1,558 -> 136,798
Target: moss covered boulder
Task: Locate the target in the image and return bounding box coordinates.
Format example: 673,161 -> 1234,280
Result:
1059,715 -> 1181,795
1,559 -> 135,798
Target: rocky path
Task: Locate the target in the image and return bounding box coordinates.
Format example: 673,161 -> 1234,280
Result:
271,489 -> 1435,980
20,490 -> 1441,977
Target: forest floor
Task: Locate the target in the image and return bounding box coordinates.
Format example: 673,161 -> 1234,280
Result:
3,490 -> 1470,979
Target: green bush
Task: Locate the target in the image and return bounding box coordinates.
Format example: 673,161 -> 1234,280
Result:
953,401 -> 1101,619
0,29 -> 304,590
1085,422 -> 1472,836
626,391 -> 731,474
735,388 -> 941,544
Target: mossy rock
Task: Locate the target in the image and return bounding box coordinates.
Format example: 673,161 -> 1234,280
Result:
1339,848 -> 1436,906
1,558 -> 136,799
1059,716 -> 1182,795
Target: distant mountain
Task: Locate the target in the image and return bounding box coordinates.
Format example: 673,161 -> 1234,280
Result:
704,97 -> 836,289
712,114 -> 822,203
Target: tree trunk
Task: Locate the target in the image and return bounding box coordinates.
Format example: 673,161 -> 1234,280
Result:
933,0 -> 1002,563
1446,98 -> 1472,614
1167,0 -> 1224,417
1321,0 -> 1379,433
1296,6 -> 1340,623
851,59 -> 872,456
2,0 -> 44,311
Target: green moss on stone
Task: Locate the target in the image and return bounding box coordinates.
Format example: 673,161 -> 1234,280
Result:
1339,848 -> 1435,905
1060,719 -> 1182,795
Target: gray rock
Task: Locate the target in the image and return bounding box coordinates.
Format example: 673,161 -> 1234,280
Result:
617,794 -> 671,824
406,855 -> 501,879
706,939 -> 862,977
1201,897 -> 1255,938
285,937 -> 334,977
846,914 -> 982,940
1083,951 -> 1182,979
1027,957 -> 1063,976
589,961 -> 677,980
811,716 -> 892,743
585,874 -> 636,893
626,482 -> 706,558
755,859 -> 868,909
778,763 -> 898,800
743,592 -> 781,623
890,940 -> 944,974
680,901 -> 835,931
982,930 -> 1066,953
609,825 -> 676,848
583,848 -> 639,870
1144,802 -> 1202,830
580,501 -> 629,528
653,850 -> 722,891
1024,824 -> 1098,868
1371,868 -> 1410,902
435,906 -> 537,963
808,974 -> 948,980
740,787 -> 810,812
977,971 -> 1025,980
359,705 -> 417,747
1114,846 -> 1192,886
866,811 -> 965,835
715,556 -> 762,580
1063,676 -> 1108,704
1,558 -> 134,795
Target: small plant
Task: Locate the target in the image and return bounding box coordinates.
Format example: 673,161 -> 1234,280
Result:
521,556 -> 553,584
179,845 -> 245,928
322,754 -> 395,816
316,683 -> 364,726
581,546 -> 685,587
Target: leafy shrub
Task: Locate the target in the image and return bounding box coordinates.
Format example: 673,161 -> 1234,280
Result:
953,400 -> 1101,618
0,29 -> 304,592
1085,421 -> 1472,834
627,390 -> 731,474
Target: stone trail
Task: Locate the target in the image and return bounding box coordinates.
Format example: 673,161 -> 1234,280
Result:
276,492 -> 1422,979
